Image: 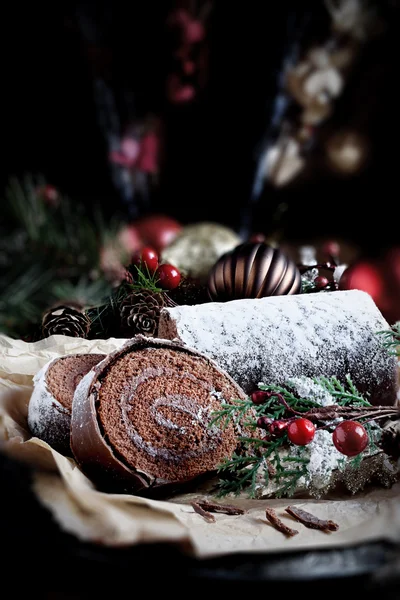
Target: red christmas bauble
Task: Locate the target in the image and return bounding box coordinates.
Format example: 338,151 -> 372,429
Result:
134,214 -> 182,254
118,224 -> 142,257
321,240 -> 340,261
287,418 -> 316,446
156,263 -> 182,290
339,248 -> 400,324
332,421 -> 368,456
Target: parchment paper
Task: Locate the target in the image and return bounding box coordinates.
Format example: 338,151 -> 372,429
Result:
1,333 -> 399,559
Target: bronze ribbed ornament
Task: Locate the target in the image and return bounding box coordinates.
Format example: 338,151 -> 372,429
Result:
207,242 -> 302,301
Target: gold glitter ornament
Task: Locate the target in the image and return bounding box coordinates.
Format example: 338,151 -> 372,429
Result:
161,222 -> 241,284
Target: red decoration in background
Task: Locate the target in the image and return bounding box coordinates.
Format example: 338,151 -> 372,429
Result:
37,184 -> 60,207
135,132 -> 160,174
133,214 -> 182,254
109,128 -> 161,175
118,214 -> 182,262
166,3 -> 211,104
117,224 -> 141,257
339,247 -> 400,324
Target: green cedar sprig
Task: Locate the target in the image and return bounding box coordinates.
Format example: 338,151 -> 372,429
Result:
212,375 -> 387,499
377,323 -> 400,356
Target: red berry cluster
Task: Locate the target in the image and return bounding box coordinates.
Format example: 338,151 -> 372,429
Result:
251,390 -> 369,456
131,246 -> 181,290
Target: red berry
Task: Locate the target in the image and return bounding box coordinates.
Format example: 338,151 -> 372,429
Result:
257,416 -> 274,430
332,421 -> 368,456
314,275 -> 330,290
287,418 -> 316,445
132,246 -> 159,274
157,263 -> 181,290
251,390 -> 271,405
269,419 -> 291,437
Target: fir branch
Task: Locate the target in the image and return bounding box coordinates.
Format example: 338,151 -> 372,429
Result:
211,374 -> 392,500
5,174 -> 47,241
216,454 -> 264,498
128,263 -> 164,293
0,263 -> 55,337
49,277 -> 112,309
256,382 -> 323,421
377,324 -> 400,356
313,374 -> 371,406
0,173 -> 124,339
274,463 -> 309,498
209,398 -> 254,430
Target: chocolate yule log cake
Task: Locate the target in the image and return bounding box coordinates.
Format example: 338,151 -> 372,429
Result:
70,336 -> 248,495
158,289 -> 399,406
28,353 -> 106,454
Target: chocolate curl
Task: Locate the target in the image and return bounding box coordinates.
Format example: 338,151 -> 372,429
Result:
193,500 -> 246,515
285,505 -> 339,532
265,507 -> 298,537
191,502 -> 216,523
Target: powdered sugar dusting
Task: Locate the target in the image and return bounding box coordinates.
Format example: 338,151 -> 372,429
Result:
27,358 -> 71,449
158,290 -> 398,405
286,376 -> 336,406
292,429 -> 345,490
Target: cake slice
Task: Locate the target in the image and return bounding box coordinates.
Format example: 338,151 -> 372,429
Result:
70,336 -> 248,496
28,353 -> 106,454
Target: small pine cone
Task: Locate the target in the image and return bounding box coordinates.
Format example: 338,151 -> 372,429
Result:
119,289 -> 166,337
42,303 -> 90,339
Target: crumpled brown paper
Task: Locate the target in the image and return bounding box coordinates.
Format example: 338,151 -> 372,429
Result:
1,333 -> 400,559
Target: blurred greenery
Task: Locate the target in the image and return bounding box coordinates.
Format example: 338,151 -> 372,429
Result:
0,174 -> 123,339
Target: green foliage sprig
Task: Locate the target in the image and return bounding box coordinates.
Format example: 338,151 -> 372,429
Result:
211,375 -> 389,499
377,323 -> 400,356
0,174 -> 122,339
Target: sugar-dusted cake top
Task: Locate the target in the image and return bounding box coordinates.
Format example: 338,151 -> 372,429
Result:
158,289 -> 398,405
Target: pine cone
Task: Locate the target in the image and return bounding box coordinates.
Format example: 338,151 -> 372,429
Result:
119,289 -> 167,337
42,303 -> 90,339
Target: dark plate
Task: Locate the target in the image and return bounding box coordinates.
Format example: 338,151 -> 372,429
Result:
1,451 -> 399,596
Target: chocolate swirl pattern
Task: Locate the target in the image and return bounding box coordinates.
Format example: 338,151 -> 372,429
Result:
119,368 -> 223,463
70,336 -> 247,496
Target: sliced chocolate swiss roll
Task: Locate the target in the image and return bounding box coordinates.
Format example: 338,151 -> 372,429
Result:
70,336 -> 248,496
28,353 -> 106,454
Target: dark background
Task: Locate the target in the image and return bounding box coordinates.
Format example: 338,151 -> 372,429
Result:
2,4 -> 400,592
2,1 -> 399,248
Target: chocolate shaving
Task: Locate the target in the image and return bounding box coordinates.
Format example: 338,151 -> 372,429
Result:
191,502 -> 216,523
195,500 -> 245,515
265,507 -> 298,537
285,506 -> 339,532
